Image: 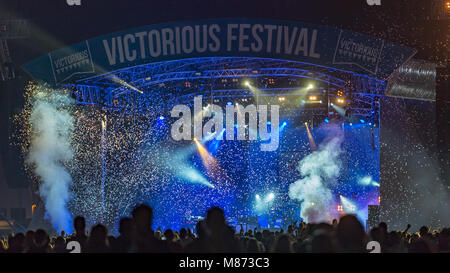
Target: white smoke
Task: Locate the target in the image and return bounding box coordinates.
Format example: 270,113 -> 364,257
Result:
289,127 -> 343,223
26,86 -> 75,233
358,175 -> 379,187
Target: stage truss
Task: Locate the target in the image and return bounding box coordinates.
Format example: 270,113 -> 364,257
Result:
65,57 -> 386,119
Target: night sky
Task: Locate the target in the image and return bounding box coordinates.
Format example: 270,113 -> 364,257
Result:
0,0 -> 445,64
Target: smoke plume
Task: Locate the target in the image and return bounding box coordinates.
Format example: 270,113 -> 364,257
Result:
289,127 -> 343,223
26,85 -> 75,233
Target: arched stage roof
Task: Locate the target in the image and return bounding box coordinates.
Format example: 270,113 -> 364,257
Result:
22,19 -> 416,118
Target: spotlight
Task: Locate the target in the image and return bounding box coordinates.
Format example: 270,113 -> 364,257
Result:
255,194 -> 261,200
307,84 -> 314,90
244,81 -> 250,87
227,101 -> 232,105
301,99 -> 306,104
283,122 -> 287,126
278,97 -> 285,102
159,116 -> 165,120
336,98 -> 345,104
340,195 -> 357,212
266,192 -> 275,201
360,119 -> 365,123
309,95 -> 317,101
324,118 -> 329,123
267,121 -> 271,125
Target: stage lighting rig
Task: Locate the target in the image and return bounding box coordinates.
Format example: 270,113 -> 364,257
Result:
432,0 -> 450,19
336,98 -> 345,104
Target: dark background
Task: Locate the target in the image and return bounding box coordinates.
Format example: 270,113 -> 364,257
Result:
0,0 -> 445,63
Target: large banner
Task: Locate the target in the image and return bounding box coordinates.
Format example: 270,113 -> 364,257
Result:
23,18 -> 416,84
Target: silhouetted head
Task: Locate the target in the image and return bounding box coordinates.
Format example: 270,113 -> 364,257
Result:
132,204 -> 153,233
180,228 -> 187,239
255,231 -> 263,242
287,225 -> 293,233
370,227 -> 382,242
74,216 -> 86,235
86,224 -> 108,252
25,230 -> 35,249
119,217 -> 134,238
164,229 -> 174,242
14,233 -> 25,251
272,234 -> 292,253
206,207 -> 226,231
90,224 -> 108,243
187,228 -> 194,239
33,229 -> 49,248
378,222 -> 388,234
337,215 -> 365,252
54,236 -> 66,249
419,226 -> 429,237
195,220 -> 208,238
247,238 -> 260,253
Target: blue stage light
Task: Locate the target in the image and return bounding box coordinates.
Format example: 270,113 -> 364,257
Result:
301,99 -> 306,104
159,116 -> 165,120
266,192 -> 275,201
360,119 -> 365,123
324,118 -> 329,123
267,121 -> 271,125
340,195 -> 357,213
283,122 -> 287,126
227,101 -> 232,105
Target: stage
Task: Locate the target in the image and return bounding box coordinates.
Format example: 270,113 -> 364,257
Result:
21,19 -> 417,233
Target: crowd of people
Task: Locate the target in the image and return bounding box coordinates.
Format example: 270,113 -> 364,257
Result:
1,205 -> 449,253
